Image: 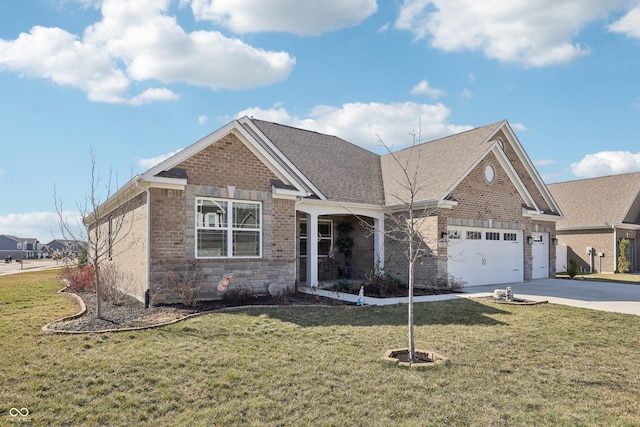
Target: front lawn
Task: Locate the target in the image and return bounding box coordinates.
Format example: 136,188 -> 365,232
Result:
2,271 -> 640,426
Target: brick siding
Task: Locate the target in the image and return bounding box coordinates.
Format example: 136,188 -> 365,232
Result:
148,132 -> 297,304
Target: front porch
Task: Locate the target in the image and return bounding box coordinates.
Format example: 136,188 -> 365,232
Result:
295,200 -> 385,287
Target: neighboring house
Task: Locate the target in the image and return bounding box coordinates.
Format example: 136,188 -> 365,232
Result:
46,239 -> 86,258
0,235 -> 40,260
548,172 -> 640,274
92,117 -> 562,305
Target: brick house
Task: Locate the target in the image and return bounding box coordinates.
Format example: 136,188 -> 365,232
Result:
94,117 -> 562,305
548,172 -> 640,273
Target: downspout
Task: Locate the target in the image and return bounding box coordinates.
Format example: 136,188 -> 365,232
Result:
612,225 -> 617,273
136,180 -> 152,307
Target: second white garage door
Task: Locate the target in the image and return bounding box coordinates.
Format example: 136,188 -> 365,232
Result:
447,227 -> 524,287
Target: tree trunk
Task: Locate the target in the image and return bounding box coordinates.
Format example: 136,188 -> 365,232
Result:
408,223 -> 415,362
95,264 -> 102,319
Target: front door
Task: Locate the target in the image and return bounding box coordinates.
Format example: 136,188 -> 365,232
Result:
298,220 -> 333,283
531,232 -> 549,279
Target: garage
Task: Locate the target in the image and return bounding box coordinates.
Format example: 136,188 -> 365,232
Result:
447,226 -> 524,286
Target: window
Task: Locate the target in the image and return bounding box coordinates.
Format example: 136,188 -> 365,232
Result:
16,242 -> 22,250
196,198 -> 261,258
486,232 -> 500,241
447,230 -> 461,240
299,220 -> 333,257
504,233 -> 517,241
466,231 -> 481,240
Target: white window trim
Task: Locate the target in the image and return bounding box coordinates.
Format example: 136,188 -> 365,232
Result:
195,197 -> 263,259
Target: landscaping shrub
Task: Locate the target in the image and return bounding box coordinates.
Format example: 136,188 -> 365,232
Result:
99,263 -> 136,305
428,275 -> 466,292
363,273 -> 405,296
223,285 -> 253,305
330,279 -> 353,293
59,264 -> 95,292
567,258 -> 578,279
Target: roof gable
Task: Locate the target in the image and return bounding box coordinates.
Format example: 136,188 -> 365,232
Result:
381,122 -> 500,205
140,119 -> 311,197
380,120 -> 560,215
548,172 -> 640,228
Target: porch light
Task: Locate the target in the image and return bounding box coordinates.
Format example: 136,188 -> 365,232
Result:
552,238 -> 558,245
527,236 -> 533,245
441,231 -> 448,242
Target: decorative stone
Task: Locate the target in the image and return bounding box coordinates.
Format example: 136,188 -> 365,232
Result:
268,282 -> 295,297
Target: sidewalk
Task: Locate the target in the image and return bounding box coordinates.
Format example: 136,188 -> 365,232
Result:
0,259 -> 62,276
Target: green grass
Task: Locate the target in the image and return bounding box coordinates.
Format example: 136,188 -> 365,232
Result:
2,271 -> 640,426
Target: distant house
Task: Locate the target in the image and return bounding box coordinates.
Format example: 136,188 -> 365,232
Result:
87,117 -> 562,305
46,239 -> 86,259
548,172 -> 640,273
0,235 -> 40,260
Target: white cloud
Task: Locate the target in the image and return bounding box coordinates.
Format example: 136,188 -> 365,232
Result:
236,101 -> 472,151
411,79 -> 444,99
534,159 -> 556,167
139,148 -> 184,170
198,115 -> 208,125
189,0 -> 377,35
510,122 -> 529,132
128,88 -> 180,106
608,7 -> 640,38
459,88 -> 473,99
0,211 -> 83,241
377,23 -> 391,33
395,0 -> 624,67
570,151 -> 640,178
0,0 -> 295,104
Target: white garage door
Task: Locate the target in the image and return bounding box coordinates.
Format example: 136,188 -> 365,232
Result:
447,227 -> 524,287
531,232 -> 549,279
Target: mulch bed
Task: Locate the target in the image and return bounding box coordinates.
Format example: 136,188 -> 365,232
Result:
473,296 -> 548,305
46,290 -> 350,333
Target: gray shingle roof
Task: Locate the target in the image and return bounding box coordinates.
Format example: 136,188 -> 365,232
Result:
548,172 -> 640,228
251,119 -> 385,205
380,121 -> 503,205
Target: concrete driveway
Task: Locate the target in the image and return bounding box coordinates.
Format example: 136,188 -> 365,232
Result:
467,279 -> 640,316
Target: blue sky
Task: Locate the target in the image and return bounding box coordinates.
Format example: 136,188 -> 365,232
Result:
2,0 -> 640,241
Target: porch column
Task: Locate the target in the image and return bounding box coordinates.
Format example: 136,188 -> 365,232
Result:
306,213 -> 319,287
374,215 -> 385,271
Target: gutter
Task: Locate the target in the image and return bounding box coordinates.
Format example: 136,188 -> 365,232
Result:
135,179 -> 152,308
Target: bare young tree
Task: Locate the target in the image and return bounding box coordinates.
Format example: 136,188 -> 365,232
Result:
55,148 -> 135,319
376,127 -> 439,363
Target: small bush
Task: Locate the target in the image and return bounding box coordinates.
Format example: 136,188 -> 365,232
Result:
363,273 -> 404,296
567,259 -> 578,279
223,286 -> 253,305
428,275 -> 466,292
618,239 -> 631,273
60,264 -> 95,292
99,263 -> 136,305
330,280 -> 353,293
